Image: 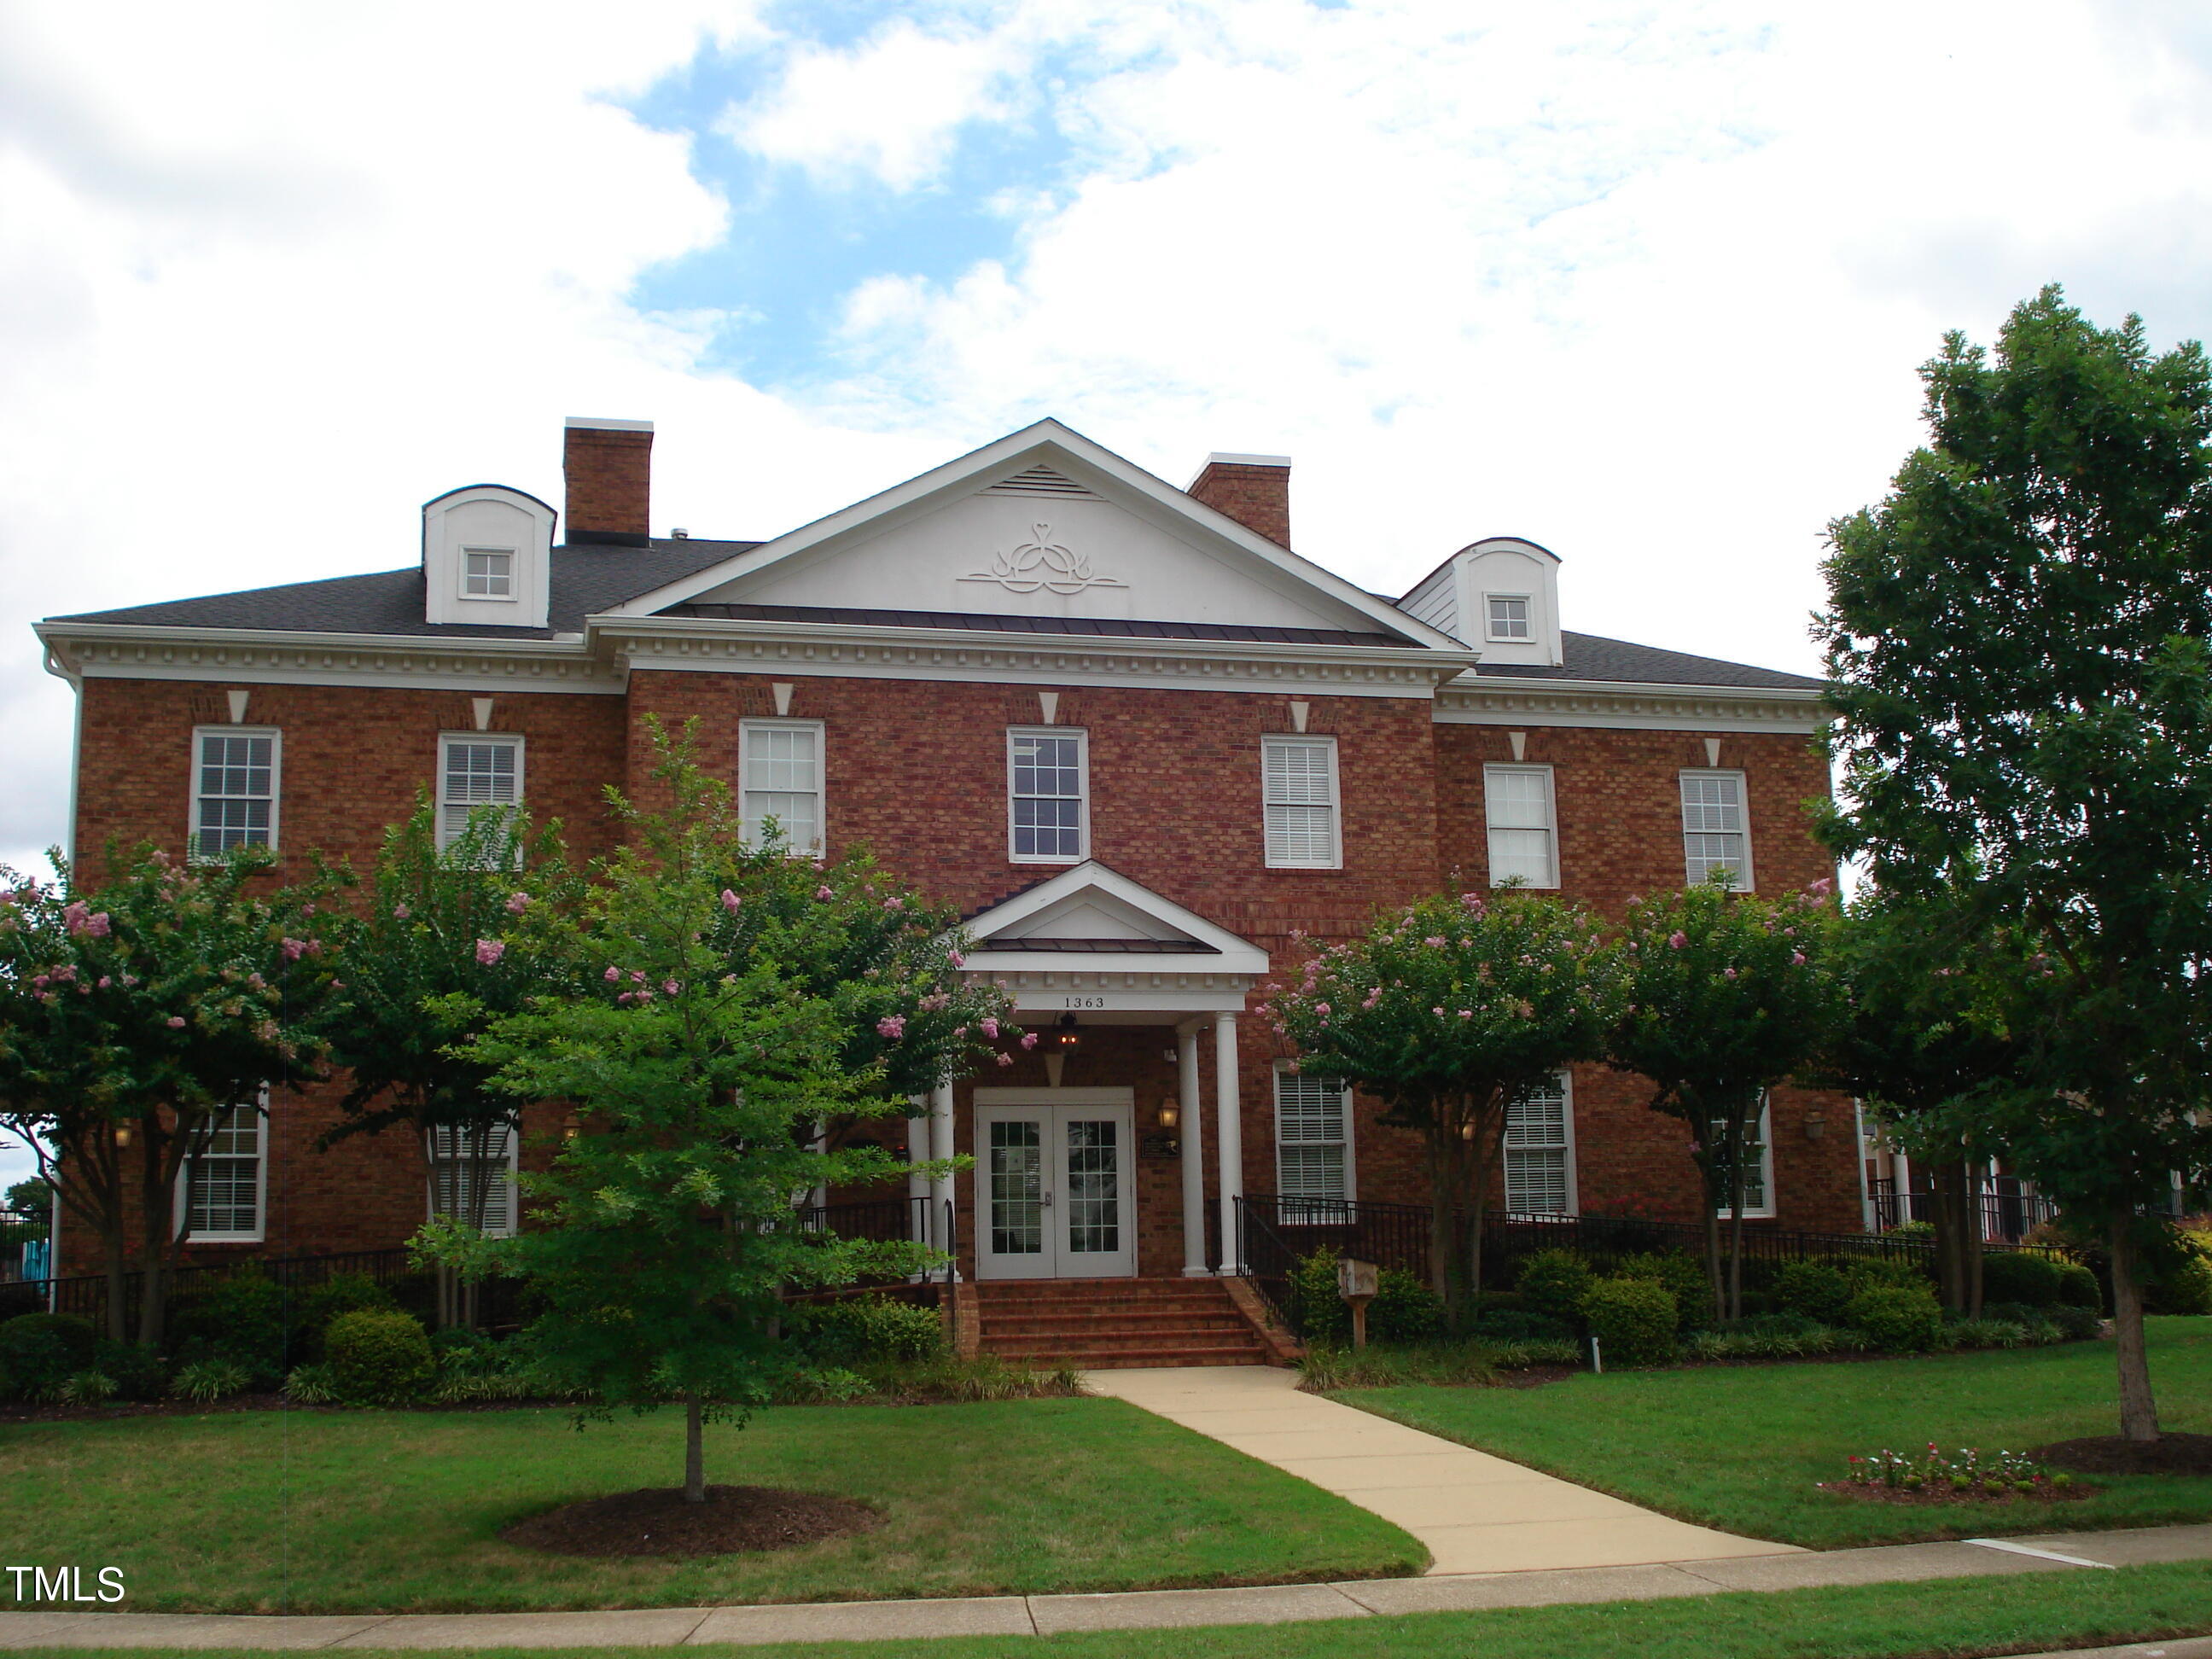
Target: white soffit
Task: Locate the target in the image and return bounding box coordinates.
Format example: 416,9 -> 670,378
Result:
958,861 -> 1271,975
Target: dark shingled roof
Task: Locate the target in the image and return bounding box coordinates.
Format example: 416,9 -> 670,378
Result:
1471,631 -> 1825,691
662,601 -> 1413,649
45,538 -> 759,639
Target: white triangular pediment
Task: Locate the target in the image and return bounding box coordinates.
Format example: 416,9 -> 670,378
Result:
601,420 -> 1459,648
958,862 -> 1270,975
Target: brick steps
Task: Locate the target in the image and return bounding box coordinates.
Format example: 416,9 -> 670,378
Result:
975,1277 -> 1272,1369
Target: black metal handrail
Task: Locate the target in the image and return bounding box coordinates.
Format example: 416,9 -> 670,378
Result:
1867,1178 -> 2060,1243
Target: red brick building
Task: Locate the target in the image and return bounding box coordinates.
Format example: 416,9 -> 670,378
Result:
37,416 -> 1858,1284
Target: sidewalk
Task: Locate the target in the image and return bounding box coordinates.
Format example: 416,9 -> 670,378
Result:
1,1524 -> 2204,1649
1087,1364 -> 1794,1574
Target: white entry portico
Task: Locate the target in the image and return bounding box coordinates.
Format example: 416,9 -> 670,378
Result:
927,863 -> 1269,1278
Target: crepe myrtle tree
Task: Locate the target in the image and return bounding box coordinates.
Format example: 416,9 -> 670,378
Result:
1610,877 -> 1838,1322
1818,288 -> 2212,1442
0,846 -> 337,1343
317,798 -> 586,1326
1266,889 -> 1618,1331
419,726 -> 988,1503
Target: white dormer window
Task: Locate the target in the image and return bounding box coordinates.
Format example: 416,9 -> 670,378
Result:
1486,594 -> 1532,641
462,548 -> 515,599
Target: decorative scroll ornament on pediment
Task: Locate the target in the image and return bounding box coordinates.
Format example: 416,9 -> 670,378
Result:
962,523 -> 1126,596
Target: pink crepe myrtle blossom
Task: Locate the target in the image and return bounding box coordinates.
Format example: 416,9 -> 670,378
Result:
980,1017 -> 1000,1039
393,904 -> 410,920
166,1016 -> 186,1028
1668,932 -> 1688,950
1791,952 -> 1807,966
604,966 -> 621,982
721,889 -> 742,911
1020,1032 -> 1039,1050
1423,936 -> 1447,948
882,895 -> 904,911
815,885 -> 834,901
949,950 -> 965,968
505,892 -> 531,914
996,1051 -> 1014,1066
663,980 -> 681,996
1723,967 -> 1738,980
97,975 -> 111,988
631,969 -> 647,983
280,937 -> 311,962
474,939 -> 506,966
62,902 -> 112,938
876,1014 -> 906,1039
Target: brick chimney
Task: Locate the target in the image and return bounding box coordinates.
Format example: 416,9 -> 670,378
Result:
1187,452 -> 1291,548
562,416 -> 654,546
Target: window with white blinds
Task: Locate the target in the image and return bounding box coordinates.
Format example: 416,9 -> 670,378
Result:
1711,1097 -> 1774,1219
1008,729 -> 1088,862
1680,770 -> 1753,890
192,729 -> 279,859
179,1101 -> 266,1241
1262,736 -> 1340,868
1504,1075 -> 1575,1214
439,735 -> 523,853
1275,1068 -> 1353,1219
428,1121 -> 520,1237
1483,765 -> 1557,888
740,720 -> 824,853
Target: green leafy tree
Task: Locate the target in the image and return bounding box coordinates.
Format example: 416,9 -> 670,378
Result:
1817,287 -> 2212,1441
0,847 -> 336,1342
420,726 -> 985,1501
1609,878 -> 1837,1321
1267,890 -> 1618,1330
4,1176 -> 51,1220
317,800 -> 584,1325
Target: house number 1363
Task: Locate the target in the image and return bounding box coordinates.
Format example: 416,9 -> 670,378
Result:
1063,996 -> 1106,1009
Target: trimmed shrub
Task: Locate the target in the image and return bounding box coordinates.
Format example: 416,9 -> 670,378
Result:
92,1340 -> 168,1402
2055,1261 -> 2103,1310
789,1295 -> 946,1365
1845,1254 -> 1933,1294
323,1309 -> 434,1406
1773,1261 -> 1856,1326
428,1326 -> 505,1376
1470,1307 -> 1574,1344
1981,1252 -> 2064,1307
1515,1250 -> 1594,1325
1720,1311 -> 1825,1339
1847,1284 -> 1944,1352
167,1270 -> 288,1382
1290,1253 -> 1445,1343
2145,1254 -> 2212,1316
294,1275 -> 399,1359
1580,1277 -> 1677,1366
1612,1252 -> 1714,1329
2045,1303 -> 2105,1341
171,1358 -> 253,1404
0,1313 -> 98,1402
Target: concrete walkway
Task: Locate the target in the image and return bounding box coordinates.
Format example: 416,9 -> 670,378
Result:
0,1524 -> 2203,1649
1086,1365 -> 1796,1574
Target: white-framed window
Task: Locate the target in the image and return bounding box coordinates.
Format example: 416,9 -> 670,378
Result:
1483,765 -> 1557,888
460,547 -> 515,599
428,1121 -> 521,1237
1008,728 -> 1088,863
191,728 -> 280,859
1261,735 -> 1341,869
1485,594 -> 1533,641
438,734 -> 524,852
1504,1074 -> 1576,1214
1712,1096 -> 1774,1220
177,1097 -> 267,1243
739,720 -> 825,853
1680,770 -> 1753,890
1275,1067 -> 1354,1220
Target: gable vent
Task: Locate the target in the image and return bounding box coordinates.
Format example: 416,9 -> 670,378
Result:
981,465 -> 1099,501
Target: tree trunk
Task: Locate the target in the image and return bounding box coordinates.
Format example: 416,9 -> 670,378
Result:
1426,1126 -> 1463,1333
1961,1162 -> 1984,1320
102,1233 -> 128,1344
1466,1103 -> 1493,1313
135,1114 -> 174,1349
1726,1113 -> 1747,1323
684,1394 -> 707,1502
2110,1218 -> 2160,1444
1698,1159 -> 1725,1324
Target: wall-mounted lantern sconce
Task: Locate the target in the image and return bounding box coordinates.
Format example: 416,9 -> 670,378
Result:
1803,1111 -> 1827,1141
1057,1012 -> 1082,1050
113,1122 -> 133,1150
562,1112 -> 582,1141
1157,1099 -> 1179,1131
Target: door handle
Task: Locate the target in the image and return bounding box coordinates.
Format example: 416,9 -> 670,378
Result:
1041,1190 -> 1054,1208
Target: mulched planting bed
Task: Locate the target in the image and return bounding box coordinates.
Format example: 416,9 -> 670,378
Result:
1816,1481 -> 2093,1507
501,1484 -> 884,1557
2037,1432 -> 2212,1476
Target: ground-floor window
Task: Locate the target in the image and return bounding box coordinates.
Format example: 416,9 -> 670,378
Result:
428,1121 -> 520,1237
178,1099 -> 267,1242
1710,1097 -> 1774,1220
1274,1067 -> 1353,1219
1503,1074 -> 1575,1214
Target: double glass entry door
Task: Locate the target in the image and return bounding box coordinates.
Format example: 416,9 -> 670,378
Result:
974,1091 -> 1136,1279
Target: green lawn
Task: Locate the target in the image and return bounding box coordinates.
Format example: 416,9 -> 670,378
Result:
21,1563 -> 2212,1659
1336,1316 -> 2212,1548
0,1396 -> 1421,1613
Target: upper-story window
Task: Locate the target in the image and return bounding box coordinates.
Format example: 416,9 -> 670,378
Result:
192,728 -> 279,859
740,720 -> 824,854
1262,736 -> 1341,869
1485,594 -> 1533,641
1483,764 -> 1557,888
461,547 -> 515,599
177,1098 -> 267,1243
1679,770 -> 1753,889
1008,729 -> 1087,863
439,735 -> 524,852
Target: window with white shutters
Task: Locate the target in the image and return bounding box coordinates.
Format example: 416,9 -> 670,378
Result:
740,720 -> 824,853
1275,1068 -> 1353,1220
192,729 -> 279,859
1483,765 -> 1557,888
1504,1075 -> 1575,1214
1008,729 -> 1087,862
439,735 -> 524,853
1711,1097 -> 1773,1219
179,1101 -> 266,1241
1680,770 -> 1753,889
428,1121 -> 520,1237
1262,736 -> 1340,869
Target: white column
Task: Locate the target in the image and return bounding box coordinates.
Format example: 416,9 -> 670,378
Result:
929,1081 -> 958,1280
1214,1012 -> 1245,1275
1852,1099 -> 1874,1234
1889,1144 -> 1912,1226
1178,1025 -> 1208,1277
806,1120 -> 827,1214
906,1099 -> 930,1247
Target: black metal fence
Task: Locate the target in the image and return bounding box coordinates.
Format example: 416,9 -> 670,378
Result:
1867,1178 -> 2061,1243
